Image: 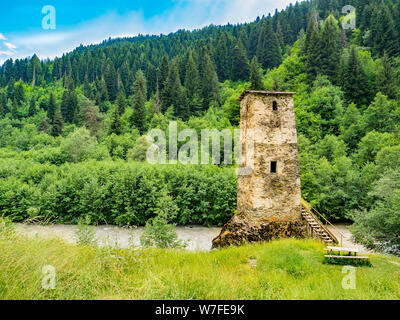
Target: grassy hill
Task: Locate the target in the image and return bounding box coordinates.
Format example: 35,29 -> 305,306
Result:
1,224 -> 399,300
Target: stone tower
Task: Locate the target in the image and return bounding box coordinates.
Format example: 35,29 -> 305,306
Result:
212,91 -> 305,248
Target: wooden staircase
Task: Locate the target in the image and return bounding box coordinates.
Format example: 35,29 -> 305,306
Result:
301,200 -> 339,246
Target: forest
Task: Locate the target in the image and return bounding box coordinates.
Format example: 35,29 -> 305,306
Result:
0,0 -> 399,254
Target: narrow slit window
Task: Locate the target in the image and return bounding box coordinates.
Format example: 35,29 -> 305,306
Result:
273,101 -> 278,111
271,161 -> 277,173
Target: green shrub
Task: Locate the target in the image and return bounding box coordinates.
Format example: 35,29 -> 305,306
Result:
74,216 -> 97,246
140,192 -> 187,249
0,159 -> 237,226
33,147 -> 68,165
127,136 -> 153,162
60,128 -> 110,162
351,169 -> 400,255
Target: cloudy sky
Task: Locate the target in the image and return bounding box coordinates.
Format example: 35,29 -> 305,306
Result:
0,0 -> 303,64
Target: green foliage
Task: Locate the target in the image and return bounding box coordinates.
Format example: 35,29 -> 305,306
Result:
231,41 -> 249,81
61,89 -> 78,124
161,60 -> 186,118
60,128 -> 108,162
47,92 -> 57,123
0,158 -> 236,226
249,57 -> 264,90
362,93 -> 399,133
318,15 -> 342,82
303,14 -> 321,81
257,20 -> 281,69
74,216 -> 97,246
126,136 -> 152,162
351,170 -> 400,254
140,192 -> 186,249
340,46 -> 373,107
109,106 -> 122,135
131,70 -> 147,133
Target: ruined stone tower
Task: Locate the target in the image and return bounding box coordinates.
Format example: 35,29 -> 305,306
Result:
212,91 -> 305,248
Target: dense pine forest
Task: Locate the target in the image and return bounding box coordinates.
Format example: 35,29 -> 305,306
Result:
1,0 -> 400,253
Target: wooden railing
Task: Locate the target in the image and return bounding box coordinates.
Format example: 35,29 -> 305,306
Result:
301,198 -> 344,246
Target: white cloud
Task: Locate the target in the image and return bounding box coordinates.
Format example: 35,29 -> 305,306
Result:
1,0 -> 301,63
4,42 -> 17,50
0,50 -> 15,56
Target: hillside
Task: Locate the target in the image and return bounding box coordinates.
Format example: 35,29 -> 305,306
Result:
0,0 -> 399,254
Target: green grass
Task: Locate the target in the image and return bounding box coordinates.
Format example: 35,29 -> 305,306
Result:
1,229 -> 400,300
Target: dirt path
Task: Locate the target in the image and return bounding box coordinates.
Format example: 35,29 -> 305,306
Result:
326,223 -> 370,253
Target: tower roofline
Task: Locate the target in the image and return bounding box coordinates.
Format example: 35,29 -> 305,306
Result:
238,90 -> 296,101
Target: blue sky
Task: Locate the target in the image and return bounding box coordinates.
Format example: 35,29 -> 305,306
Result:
0,0 -> 302,63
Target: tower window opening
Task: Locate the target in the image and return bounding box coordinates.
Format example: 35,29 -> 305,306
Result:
273,101 -> 278,111
271,161 -> 277,173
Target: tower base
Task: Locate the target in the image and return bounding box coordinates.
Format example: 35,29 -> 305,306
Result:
212,212 -> 307,249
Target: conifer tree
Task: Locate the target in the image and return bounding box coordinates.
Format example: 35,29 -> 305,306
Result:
0,94 -> 5,118
6,79 -> 15,101
184,51 -> 202,115
120,60 -> 131,95
28,96 -> 36,117
152,77 -> 161,114
51,109 -> 64,137
248,25 -> 260,59
276,19 -> 285,49
257,20 -> 281,69
378,52 -> 397,99
47,93 -> 56,123
60,91 -> 68,122
341,46 -> 371,107
0,92 -> 8,117
39,116 -> 49,132
27,54 -> 41,86
61,89 -> 78,124
14,83 -> 25,105
97,76 -> 109,105
319,15 -> 342,82
161,60 -> 187,118
304,14 -> 321,81
104,60 -> 118,101
131,70 -> 147,134
83,75 -> 92,99
11,98 -> 18,119
159,55 -> 169,92
215,32 -> 231,81
116,90 -> 126,116
249,56 -> 264,90
231,41 -> 250,81
110,106 -> 122,135
200,52 -> 220,111
184,51 -> 200,99
370,4 -> 399,57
